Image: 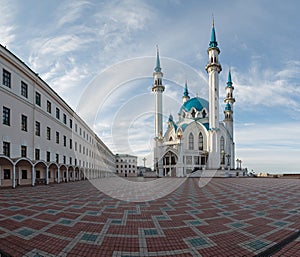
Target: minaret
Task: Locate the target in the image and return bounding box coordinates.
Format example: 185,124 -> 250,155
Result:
182,81 -> 190,103
152,46 -> 165,138
205,19 -> 222,129
205,19 -> 222,169
224,69 -> 235,139
224,69 -> 235,169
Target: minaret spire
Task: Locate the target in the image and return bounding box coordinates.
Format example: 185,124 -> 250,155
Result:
182,80 -> 190,103
155,45 -> 161,72
209,16 -> 218,48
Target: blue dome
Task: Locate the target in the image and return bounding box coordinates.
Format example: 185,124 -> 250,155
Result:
225,103 -> 231,111
179,97 -> 209,114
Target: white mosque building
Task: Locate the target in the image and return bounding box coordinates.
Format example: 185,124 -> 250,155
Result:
152,22 -> 238,177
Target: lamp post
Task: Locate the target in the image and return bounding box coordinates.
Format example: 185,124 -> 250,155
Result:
226,154 -> 231,169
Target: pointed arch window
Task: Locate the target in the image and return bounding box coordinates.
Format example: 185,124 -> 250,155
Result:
198,132 -> 203,150
188,133 -> 194,150
191,109 -> 196,118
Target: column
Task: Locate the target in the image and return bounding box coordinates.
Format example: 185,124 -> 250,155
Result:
57,167 -> 60,183
46,166 -> 49,185
12,165 -> 16,189
31,166 -> 35,186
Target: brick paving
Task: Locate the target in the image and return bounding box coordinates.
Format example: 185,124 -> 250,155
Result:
0,178 -> 299,256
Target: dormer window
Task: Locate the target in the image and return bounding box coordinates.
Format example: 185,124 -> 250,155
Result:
191,109 -> 196,118
202,110 -> 207,118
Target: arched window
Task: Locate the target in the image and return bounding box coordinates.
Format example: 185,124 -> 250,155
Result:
188,133 -> 194,150
198,132 -> 203,150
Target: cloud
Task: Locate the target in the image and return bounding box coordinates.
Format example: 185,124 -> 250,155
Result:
232,61 -> 300,113
0,1 -> 16,47
236,122 -> 300,173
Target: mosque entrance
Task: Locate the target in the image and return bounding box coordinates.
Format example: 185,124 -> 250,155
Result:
162,151 -> 177,177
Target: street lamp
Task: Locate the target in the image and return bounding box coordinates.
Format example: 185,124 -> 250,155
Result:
226,154 -> 231,169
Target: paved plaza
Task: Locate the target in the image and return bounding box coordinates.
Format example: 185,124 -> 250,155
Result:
0,177 -> 299,256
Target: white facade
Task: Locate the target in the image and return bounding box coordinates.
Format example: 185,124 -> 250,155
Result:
153,23 -> 237,177
0,45 -> 115,188
115,154 -> 137,177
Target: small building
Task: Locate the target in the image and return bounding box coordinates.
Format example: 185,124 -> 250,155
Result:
115,154 -> 137,177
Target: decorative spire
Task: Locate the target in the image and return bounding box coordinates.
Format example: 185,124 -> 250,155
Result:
183,80 -> 189,97
168,113 -> 173,123
154,45 -> 161,72
209,17 -> 218,48
227,68 -> 233,88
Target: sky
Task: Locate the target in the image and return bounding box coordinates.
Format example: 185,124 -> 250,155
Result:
1,0 -> 300,173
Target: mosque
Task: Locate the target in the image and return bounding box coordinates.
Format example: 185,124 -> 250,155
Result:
152,22 -> 237,177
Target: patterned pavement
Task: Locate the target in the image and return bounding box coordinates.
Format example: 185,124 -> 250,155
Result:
0,177 -> 299,256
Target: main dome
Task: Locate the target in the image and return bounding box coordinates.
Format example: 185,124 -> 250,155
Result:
179,97 -> 209,114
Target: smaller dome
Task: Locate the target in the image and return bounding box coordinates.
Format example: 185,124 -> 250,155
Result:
179,97 -> 209,114
225,103 -> 231,111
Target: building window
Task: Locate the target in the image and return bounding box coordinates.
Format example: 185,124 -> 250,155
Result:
35,148 -> 40,160
46,151 -> 50,162
2,69 -> 11,88
79,127 -> 82,135
3,141 -> 10,157
56,107 -> 60,119
47,127 -> 51,140
69,138 -> 72,149
36,170 -> 40,179
69,157 -> 72,165
21,114 -> 27,131
2,106 -> 10,126
21,145 -> 27,157
63,114 -> 67,125
63,135 -> 66,147
47,100 -> 51,113
75,141 -> 77,151
56,153 -> 59,163
4,169 -> 10,179
35,92 -> 41,106
35,121 -> 40,136
22,170 -> 27,179
75,123 -> 77,132
188,133 -> 194,150
56,131 -> 59,144
198,132 -> 203,151
21,81 -> 28,98
63,155 -> 66,164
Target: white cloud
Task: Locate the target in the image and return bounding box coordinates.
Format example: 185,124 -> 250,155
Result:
0,1 -> 16,47
236,122 -> 300,173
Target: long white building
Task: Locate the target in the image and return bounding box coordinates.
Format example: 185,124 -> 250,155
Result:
0,44 -> 115,188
